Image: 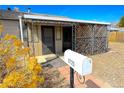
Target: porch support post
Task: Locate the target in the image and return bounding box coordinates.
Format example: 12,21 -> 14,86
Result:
91,24 -> 95,55
27,23 -> 30,47
18,16 -> 24,43
72,24 -> 76,51
70,24 -> 76,88
106,25 -> 109,52
31,20 -> 35,56
73,24 -> 76,52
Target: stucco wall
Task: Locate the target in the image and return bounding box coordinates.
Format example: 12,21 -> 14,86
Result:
55,26 -> 63,54
27,24 -> 63,56
1,20 -> 63,56
28,24 -> 42,56
1,20 -> 20,38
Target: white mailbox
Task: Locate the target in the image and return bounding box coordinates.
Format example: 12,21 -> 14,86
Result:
64,49 -> 92,76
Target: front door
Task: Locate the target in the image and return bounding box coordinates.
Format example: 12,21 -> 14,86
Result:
42,26 -> 55,55
63,27 -> 72,52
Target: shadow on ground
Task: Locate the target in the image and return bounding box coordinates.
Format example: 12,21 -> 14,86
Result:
42,57 -> 67,68
85,79 -> 100,88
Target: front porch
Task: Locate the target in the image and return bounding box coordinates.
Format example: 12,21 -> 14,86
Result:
20,15 -> 109,60
23,19 -> 76,58
35,54 -> 64,64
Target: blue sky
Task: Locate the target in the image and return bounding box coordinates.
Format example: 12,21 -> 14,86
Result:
0,5 -> 124,23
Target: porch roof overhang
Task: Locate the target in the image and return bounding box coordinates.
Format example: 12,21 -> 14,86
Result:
23,14 -> 111,25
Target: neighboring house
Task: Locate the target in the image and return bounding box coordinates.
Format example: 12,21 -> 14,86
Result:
109,27 -> 124,32
118,27 -> 124,32
0,9 -> 110,57
109,23 -> 124,32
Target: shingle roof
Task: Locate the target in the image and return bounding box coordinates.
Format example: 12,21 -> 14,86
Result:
0,9 -> 25,20
0,9 -> 69,20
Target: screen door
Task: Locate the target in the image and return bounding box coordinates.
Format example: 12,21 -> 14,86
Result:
42,26 -> 55,55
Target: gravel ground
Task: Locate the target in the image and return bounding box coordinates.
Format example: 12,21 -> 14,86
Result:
42,42 -> 124,88
42,67 -> 69,88
90,42 -> 124,87
42,57 -> 69,88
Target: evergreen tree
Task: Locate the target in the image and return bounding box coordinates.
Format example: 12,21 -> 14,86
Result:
119,16 -> 124,27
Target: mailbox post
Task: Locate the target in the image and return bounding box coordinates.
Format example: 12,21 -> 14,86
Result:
64,49 -> 92,88
70,67 -> 74,88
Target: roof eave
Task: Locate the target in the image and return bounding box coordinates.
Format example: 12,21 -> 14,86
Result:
23,14 -> 111,25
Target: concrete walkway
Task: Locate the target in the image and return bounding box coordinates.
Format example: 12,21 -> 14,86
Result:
42,57 -> 67,68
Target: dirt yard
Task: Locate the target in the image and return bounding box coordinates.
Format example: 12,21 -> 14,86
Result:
90,42 -> 124,87
42,42 -> 124,88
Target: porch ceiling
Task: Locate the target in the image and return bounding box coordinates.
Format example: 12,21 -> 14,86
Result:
23,19 -> 74,26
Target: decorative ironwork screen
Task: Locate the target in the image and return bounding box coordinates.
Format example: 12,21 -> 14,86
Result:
75,23 -> 108,55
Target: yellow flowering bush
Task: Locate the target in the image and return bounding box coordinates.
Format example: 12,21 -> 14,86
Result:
0,31 -> 44,87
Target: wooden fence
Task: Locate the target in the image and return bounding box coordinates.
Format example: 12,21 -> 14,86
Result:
109,32 -> 124,42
